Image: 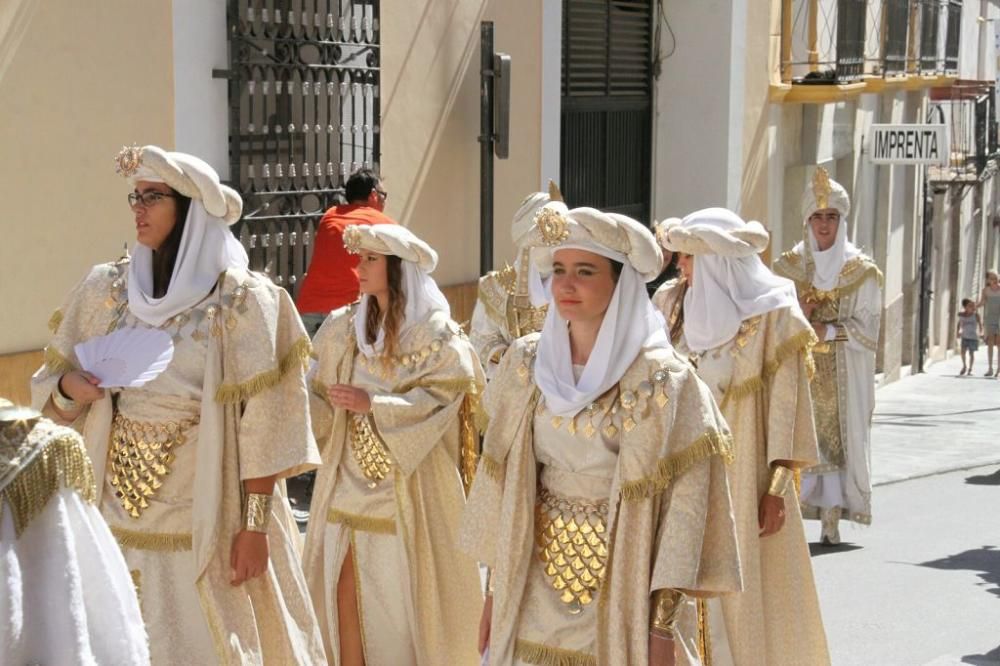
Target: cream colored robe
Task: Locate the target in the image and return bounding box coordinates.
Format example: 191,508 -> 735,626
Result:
653,281 -> 830,666
31,258 -> 326,665
461,334 -> 743,666
302,305 -> 485,665
774,250 -> 882,524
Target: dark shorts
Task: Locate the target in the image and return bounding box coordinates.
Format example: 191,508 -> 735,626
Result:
962,337 -> 979,353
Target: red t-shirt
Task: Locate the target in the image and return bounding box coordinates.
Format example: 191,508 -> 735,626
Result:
296,204 -> 397,314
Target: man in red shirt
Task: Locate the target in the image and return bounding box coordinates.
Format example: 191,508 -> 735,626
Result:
297,168 -> 397,335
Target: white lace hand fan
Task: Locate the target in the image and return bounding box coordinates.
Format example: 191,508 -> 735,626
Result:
73,327 -> 175,388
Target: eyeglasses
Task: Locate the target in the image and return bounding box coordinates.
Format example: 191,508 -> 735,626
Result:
376,188 -> 388,201
128,191 -> 177,209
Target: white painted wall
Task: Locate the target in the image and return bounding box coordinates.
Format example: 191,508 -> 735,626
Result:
540,0 -> 560,189
653,0 -> 747,219
172,0 -> 230,179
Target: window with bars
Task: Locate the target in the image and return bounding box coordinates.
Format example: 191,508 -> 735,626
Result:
944,0 -> 961,74
882,0 -> 911,76
222,0 -> 380,297
835,0 -> 866,82
919,0 -> 941,73
560,0 -> 653,224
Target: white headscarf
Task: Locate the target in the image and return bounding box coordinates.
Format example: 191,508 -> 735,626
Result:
127,199 -> 249,327
532,229 -> 669,418
662,208 -> 798,353
349,227 -> 450,358
797,167 -> 859,291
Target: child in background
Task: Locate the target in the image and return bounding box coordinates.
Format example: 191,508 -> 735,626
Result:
958,298 -> 984,376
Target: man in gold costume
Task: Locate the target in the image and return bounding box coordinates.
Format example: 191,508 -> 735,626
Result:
773,167 -> 883,545
0,398 -> 149,664
469,184 -> 559,378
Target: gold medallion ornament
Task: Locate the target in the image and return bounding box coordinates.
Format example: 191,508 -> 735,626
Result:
812,167 -> 832,211
534,487 -> 609,614
343,225 -> 364,254
114,144 -> 143,178
535,207 -> 570,246
109,412 -> 198,519
348,413 -> 393,488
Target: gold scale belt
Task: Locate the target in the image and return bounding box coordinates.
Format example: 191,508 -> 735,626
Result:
534,487 -> 610,614
349,413 -> 393,488
109,411 -> 198,518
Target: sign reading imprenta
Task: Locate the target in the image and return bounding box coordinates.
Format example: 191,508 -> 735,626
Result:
868,124 -> 949,165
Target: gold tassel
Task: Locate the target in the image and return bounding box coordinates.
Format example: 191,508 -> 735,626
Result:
327,508 -> 396,535
215,336 -> 312,403
47,309 -> 64,334
513,639 -> 595,666
42,346 -> 75,376
721,328 -> 817,408
620,430 -> 734,502
111,526 -> 193,552
479,453 -> 504,482
0,434 -> 96,537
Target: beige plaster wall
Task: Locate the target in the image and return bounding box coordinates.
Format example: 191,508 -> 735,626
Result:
0,0 -> 175,355
380,0 -> 543,288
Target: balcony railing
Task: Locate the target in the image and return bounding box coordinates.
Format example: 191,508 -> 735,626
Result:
780,0 -> 960,85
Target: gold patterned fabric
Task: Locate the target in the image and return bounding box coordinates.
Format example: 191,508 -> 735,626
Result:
109,412 -> 198,518
303,305 -> 485,666
535,487 -> 609,613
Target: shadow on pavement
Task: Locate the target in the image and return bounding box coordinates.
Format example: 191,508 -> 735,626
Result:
962,644 -> 1000,665
919,546 -> 1000,599
808,542 -> 863,557
966,468 -> 1000,485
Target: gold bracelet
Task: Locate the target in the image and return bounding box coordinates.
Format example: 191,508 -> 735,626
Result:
51,379 -> 78,413
243,493 -> 273,533
650,588 -> 684,639
767,465 -> 793,497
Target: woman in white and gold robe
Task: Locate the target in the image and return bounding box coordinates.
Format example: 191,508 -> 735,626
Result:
463,203 -> 742,666
773,167 -> 882,543
301,223 -> 484,665
654,208 -> 829,666
31,146 -> 325,665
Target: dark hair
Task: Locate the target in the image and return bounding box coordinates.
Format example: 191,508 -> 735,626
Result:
151,190 -> 192,298
609,259 -> 624,283
364,255 -> 405,361
345,168 -> 381,204
962,298 -> 974,307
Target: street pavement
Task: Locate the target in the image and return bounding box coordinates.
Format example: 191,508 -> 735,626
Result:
808,354 -> 1000,665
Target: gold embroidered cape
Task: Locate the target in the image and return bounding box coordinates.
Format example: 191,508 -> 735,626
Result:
460,334 -> 742,665
302,304 -> 485,665
774,250 -> 882,524
470,259 -> 547,378
31,260 -> 325,665
653,281 -> 830,666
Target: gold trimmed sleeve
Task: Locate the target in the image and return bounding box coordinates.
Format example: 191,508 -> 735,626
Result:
0,434 -> 96,538
215,335 -> 312,403
620,430 -> 733,502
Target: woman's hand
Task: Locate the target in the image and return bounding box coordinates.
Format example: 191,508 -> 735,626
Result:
230,530 -> 269,586
478,594 -> 493,655
811,322 -> 828,340
58,371 -> 105,405
648,632 -> 676,666
799,299 -> 818,320
758,493 -> 786,537
327,384 -> 372,413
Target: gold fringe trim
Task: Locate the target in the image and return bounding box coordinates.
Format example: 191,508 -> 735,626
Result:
47,309 -> 63,334
722,329 -> 817,409
620,430 -> 734,502
460,392 -> 481,494
111,525 -> 193,552
513,639 -> 596,666
215,336 -> 312,403
0,435 -> 96,537
479,453 -> 504,482
327,508 -> 396,535
42,345 -> 75,375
